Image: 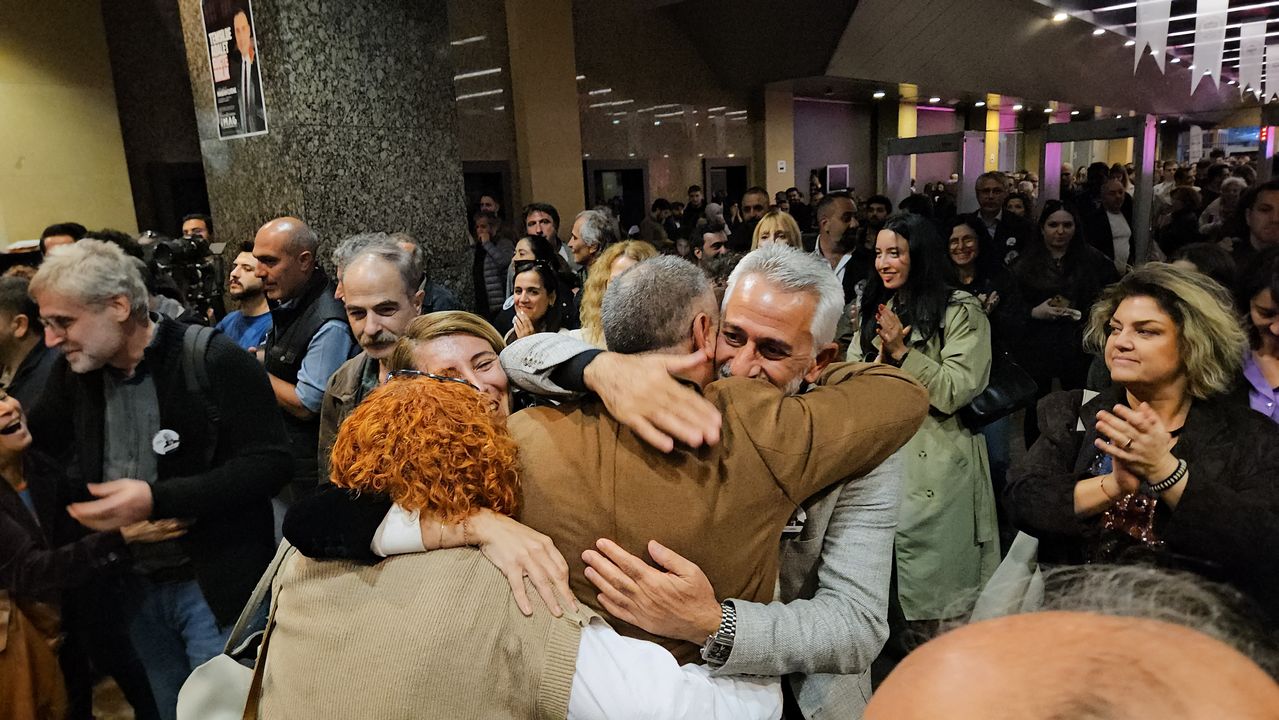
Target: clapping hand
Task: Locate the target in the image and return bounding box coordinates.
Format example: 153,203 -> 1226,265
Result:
1094,403 -> 1180,483
875,304 -> 911,362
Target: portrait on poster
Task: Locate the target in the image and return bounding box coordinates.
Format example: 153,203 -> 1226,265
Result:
201,0 -> 269,140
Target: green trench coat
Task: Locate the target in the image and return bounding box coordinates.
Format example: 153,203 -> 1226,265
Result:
858,292 -> 1001,620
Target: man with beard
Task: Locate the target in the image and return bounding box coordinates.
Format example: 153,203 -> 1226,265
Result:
786,187 -> 812,232
814,192 -> 864,305
731,186 -> 772,252
682,185 -> 707,239
317,239 -> 423,482
215,242 -> 272,350
1230,179 -> 1279,268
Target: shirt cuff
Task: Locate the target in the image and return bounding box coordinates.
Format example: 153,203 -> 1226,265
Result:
549,349 -> 604,393
370,503 -> 426,557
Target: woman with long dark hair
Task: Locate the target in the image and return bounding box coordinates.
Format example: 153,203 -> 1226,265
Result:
856,213 -> 999,662
1011,200 -> 1119,443
496,260 -> 563,343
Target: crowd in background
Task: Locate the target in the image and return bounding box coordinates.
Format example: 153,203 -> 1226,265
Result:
6,143 -> 1279,719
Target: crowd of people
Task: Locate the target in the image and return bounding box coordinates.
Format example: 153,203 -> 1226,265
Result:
5,146 -> 1279,719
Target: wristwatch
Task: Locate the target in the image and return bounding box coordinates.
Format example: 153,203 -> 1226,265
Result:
701,600 -> 737,667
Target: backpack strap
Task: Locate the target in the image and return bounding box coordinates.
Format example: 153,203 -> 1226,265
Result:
182,324 -> 220,464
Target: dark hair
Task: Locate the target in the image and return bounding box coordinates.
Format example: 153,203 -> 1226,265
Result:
1234,179 -> 1279,238
743,186 -> 769,199
1209,147 -> 1227,159
473,210 -> 498,226
1004,191 -> 1032,213
946,215 -> 1001,279
239,239 -> 255,254
521,202 -> 560,234
651,198 -> 671,213
1235,246 -> 1279,348
866,194 -> 893,211
84,228 -> 144,259
39,222 -> 87,254
858,213 -> 955,356
181,213 -> 213,236
1031,200 -> 1088,261
897,193 -> 934,218
1203,163 -> 1231,187
1173,242 -> 1236,291
511,260 -> 563,332
815,191 -> 852,221
687,185 -> 702,194
1173,167 -> 1195,184
700,219 -> 728,238
517,234 -> 559,265
0,277 -> 41,334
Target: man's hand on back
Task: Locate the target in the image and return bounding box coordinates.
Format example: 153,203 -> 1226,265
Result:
583,538 -> 722,645
582,351 -> 722,453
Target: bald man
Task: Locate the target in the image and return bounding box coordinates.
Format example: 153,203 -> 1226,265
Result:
253,217 -> 357,496
867,611 -> 1279,719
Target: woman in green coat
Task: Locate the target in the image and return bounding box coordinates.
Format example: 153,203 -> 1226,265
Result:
856,212 -> 1000,651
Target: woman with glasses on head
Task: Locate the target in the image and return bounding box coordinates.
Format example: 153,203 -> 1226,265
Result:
1004,264 -> 1279,623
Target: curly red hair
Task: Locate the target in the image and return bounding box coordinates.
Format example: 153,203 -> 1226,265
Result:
329,377 -> 520,521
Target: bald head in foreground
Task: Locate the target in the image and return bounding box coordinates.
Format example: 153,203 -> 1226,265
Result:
866,610 -> 1279,720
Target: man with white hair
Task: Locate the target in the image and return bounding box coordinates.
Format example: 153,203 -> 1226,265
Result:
567,208 -> 617,282
28,239 -> 290,718
317,238 -> 423,482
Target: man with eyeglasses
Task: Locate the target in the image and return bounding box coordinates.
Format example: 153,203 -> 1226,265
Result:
965,171 -> 1034,268
317,238 -> 423,482
27,239 -> 290,718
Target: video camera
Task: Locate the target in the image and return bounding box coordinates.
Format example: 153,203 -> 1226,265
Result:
138,231 -> 225,323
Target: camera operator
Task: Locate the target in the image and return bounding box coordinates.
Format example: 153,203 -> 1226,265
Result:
28,239 -> 291,719
180,213 -> 212,243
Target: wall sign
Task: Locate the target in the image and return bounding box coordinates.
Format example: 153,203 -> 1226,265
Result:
201,0 -> 269,140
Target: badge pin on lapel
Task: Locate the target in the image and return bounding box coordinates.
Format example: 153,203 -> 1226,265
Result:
152,429 -> 181,455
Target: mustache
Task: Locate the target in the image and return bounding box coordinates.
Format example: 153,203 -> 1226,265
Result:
362,330 -> 399,346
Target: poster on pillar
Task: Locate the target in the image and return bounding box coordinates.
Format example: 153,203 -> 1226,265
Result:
201,0 -> 269,140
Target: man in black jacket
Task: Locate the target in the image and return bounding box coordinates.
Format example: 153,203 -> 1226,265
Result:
29,239 -> 291,719
965,171 -> 1035,268
253,217 -> 357,497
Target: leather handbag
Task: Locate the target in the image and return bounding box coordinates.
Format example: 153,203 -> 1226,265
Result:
958,350 -> 1038,431
176,541 -> 293,720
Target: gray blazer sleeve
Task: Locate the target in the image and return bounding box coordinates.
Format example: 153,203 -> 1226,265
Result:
712,453 -> 902,677
499,332 -> 597,397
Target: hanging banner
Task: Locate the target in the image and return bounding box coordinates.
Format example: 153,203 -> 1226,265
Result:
201,0 -> 269,140
1134,0 -> 1172,72
1267,42 -> 1279,99
1239,21 -> 1267,97
1192,0 -> 1229,93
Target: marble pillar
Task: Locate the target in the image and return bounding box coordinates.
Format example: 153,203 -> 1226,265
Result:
175,0 -> 470,297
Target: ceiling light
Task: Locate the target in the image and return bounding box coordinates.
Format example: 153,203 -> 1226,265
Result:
1204,70 -> 1213,75
725,110 -> 747,116
1053,12 -> 1068,22
1160,119 -> 1167,124
698,153 -> 705,157
588,88 -> 612,96
974,101 -> 986,107
1012,104 -> 1024,110
589,99 -> 634,109
873,91 -> 886,99
612,119 -> 620,125
1070,110 -> 1080,116
1188,64 -> 1196,70
663,154 -> 669,158
1116,114 -> 1123,119
628,152 -> 636,158
1092,28 -> 1105,36
929,96 -> 941,103
1170,57 -> 1181,64
1125,40 -> 1136,47
1044,107 -> 1054,113
493,105 -> 504,111
654,120 -> 661,126
695,122 -> 700,127
708,106 -> 727,112
727,153 -> 736,158
453,67 -> 502,81
1229,79 -> 1238,85
450,35 -> 486,46
455,88 -> 503,101
576,74 -> 586,80
583,153 -> 590,158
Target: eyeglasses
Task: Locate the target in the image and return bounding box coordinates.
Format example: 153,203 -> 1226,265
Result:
513,259 -> 552,273
385,369 -> 480,391
40,315 -> 77,336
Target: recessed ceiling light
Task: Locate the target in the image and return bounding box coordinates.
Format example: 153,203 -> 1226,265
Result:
1159,119 -> 1167,124
929,96 -> 941,103
588,88 -> 612,96
612,119 -> 619,125
1092,28 -> 1105,36
698,153 -> 704,157
1188,64 -> 1196,70
975,101 -> 986,107
873,91 -> 886,99
1070,110 -> 1080,116
1013,104 -> 1024,111
694,122 -> 700,127
1125,40 -> 1136,47
1204,70 -> 1212,75
1115,114 -> 1123,119
628,153 -> 635,158
654,120 -> 661,125
727,153 -> 736,158
576,74 -> 586,80
1044,107 -> 1054,113
1053,12 -> 1068,22
1171,57 -> 1181,64
493,105 -> 504,111
1228,79 -> 1238,85
663,154 -> 669,158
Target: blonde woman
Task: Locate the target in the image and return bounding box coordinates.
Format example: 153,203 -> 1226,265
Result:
574,240 -> 658,347
751,209 -> 804,250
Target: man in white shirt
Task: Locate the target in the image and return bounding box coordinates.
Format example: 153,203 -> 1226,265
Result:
1086,179 -> 1134,272
232,8 -> 265,134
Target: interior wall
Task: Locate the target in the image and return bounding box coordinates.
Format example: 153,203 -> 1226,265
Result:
793,98 -> 875,198
914,108 -> 962,185
0,0 -> 137,245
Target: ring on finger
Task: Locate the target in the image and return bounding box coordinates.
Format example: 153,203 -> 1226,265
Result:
1123,437 -> 1134,450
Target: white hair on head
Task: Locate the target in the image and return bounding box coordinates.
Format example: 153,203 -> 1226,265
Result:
722,244 -> 843,347
30,239 -> 149,314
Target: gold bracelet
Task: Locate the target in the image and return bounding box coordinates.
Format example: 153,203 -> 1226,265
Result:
1099,475 -> 1118,501
462,516 -> 472,547
437,520 -> 445,549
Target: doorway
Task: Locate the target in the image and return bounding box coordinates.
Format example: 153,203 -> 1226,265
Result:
583,160 -> 650,232
462,161 -> 514,228
702,158 -> 749,209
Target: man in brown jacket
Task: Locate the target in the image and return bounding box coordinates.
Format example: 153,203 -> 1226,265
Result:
506,255 -> 928,663
316,238 -> 423,481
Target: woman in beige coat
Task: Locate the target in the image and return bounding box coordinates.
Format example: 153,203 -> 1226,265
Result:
855,213 -> 1000,658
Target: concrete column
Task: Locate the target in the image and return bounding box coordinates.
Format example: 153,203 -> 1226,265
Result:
175,0 -> 471,293
984,94 -> 1002,171
898,83 -> 918,180
505,0 -> 584,221
0,0 -> 136,245
762,84 -> 795,197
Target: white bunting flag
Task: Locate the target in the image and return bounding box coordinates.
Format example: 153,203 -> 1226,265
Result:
1192,0 -> 1229,93
1239,21 -> 1267,97
1267,42 -> 1279,99
1134,0 -> 1172,72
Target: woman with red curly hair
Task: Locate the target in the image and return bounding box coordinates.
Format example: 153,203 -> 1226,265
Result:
260,376 -> 781,719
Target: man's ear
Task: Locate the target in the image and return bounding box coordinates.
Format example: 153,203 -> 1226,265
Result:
804,342 -> 840,384
11,313 -> 29,340
411,289 -> 425,312
297,249 -> 314,271
106,294 -> 134,323
692,312 -> 715,359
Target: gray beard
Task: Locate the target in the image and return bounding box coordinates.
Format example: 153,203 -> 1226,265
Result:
718,362 -> 806,397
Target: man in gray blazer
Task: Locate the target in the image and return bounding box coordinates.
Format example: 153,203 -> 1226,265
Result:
502,246 -> 902,719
